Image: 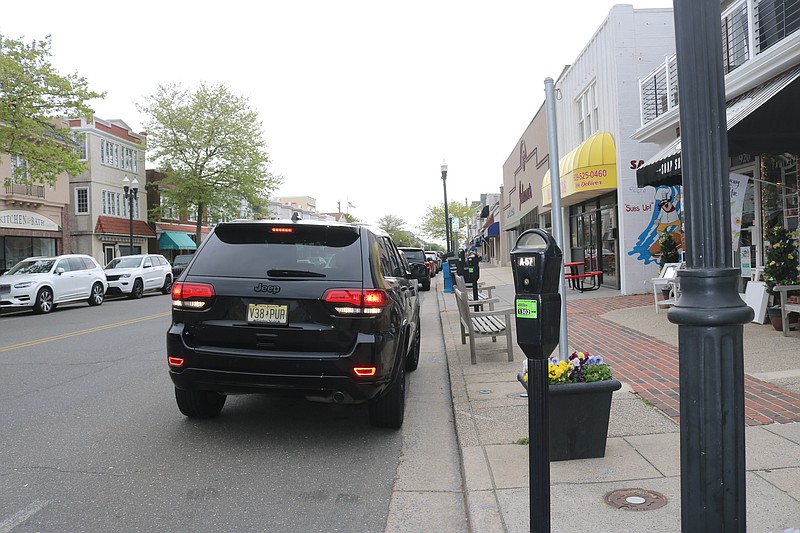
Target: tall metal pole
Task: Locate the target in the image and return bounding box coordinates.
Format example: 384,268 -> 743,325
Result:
544,78 -> 569,361
123,175 -> 138,256
670,1 -> 752,530
442,162 -> 451,255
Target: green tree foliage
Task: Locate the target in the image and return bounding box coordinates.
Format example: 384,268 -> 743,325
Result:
138,82 -> 281,241
763,225 -> 799,296
419,202 -> 474,247
0,34 -> 104,186
378,214 -> 414,246
658,230 -> 680,267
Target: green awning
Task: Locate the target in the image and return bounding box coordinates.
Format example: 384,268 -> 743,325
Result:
159,231 -> 197,251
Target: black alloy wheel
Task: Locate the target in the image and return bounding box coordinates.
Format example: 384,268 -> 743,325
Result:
406,318 -> 421,371
175,388 -> 227,418
368,361 -> 406,429
161,276 -> 173,295
33,287 -> 54,314
129,279 -> 144,299
88,283 -> 105,306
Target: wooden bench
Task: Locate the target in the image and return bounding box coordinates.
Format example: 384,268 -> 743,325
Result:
774,284 -> 800,336
453,276 -> 514,364
564,270 -> 602,292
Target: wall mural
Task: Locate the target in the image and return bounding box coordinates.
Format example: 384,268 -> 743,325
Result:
628,185 -> 683,265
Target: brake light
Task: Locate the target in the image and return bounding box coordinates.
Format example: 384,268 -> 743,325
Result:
271,227 -> 293,233
322,289 -> 389,315
168,356 -> 185,367
353,366 -> 377,377
172,282 -> 215,310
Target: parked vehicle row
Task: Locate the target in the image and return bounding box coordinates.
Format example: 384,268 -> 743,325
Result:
1,253 -> 178,314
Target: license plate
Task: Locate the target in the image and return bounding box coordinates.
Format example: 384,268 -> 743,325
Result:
247,303 -> 288,324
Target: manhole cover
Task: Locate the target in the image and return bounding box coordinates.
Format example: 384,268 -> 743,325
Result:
604,488 -> 668,511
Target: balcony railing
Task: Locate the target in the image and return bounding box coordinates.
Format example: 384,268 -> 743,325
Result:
4,182 -> 45,199
639,0 -> 800,126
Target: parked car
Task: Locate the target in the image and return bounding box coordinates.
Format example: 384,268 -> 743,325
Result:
104,254 -> 173,299
167,219 -> 421,428
398,247 -> 431,290
0,254 -> 106,314
425,251 -> 441,274
171,254 -> 193,278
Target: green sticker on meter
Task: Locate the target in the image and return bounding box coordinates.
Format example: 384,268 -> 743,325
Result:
516,299 -> 537,319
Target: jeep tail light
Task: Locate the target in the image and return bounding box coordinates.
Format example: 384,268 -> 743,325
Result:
168,356 -> 185,367
353,366 -> 377,377
172,282 -> 215,310
322,289 -> 389,315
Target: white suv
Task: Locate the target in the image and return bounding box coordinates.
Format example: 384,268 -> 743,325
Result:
0,254 -> 107,314
104,254 -> 173,299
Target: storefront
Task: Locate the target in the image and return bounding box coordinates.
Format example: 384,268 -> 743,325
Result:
542,132 -> 619,288
0,208 -> 64,274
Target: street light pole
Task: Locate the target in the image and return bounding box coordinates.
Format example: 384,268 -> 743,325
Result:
122,175 -> 139,256
441,161 -> 451,255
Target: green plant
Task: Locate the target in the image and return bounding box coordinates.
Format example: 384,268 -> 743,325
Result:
763,225 -> 799,296
658,230 -> 680,267
520,351 -> 613,387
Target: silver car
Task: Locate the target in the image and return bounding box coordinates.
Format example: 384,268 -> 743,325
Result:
0,254 -> 107,314
104,254 -> 173,299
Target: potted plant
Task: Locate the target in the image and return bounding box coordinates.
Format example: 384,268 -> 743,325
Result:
517,351 -> 622,461
658,230 -> 680,300
763,225 -> 800,331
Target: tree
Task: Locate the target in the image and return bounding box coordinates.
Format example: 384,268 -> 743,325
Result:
419,202 -> 474,248
0,34 -> 104,187
378,214 -> 414,246
342,213 -> 359,224
137,82 -> 281,241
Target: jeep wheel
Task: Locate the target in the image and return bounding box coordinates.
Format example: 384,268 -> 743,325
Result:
129,278 -> 144,299
33,287 -> 54,314
368,363 -> 405,429
422,279 -> 431,291
161,276 -> 173,295
406,319 -> 421,372
175,388 -> 226,418
88,283 -> 105,306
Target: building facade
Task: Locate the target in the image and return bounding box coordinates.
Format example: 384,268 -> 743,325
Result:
634,0 -> 800,291
68,117 -> 154,266
0,154 -> 71,274
502,5 -> 677,293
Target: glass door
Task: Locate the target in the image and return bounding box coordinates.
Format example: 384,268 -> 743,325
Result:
600,207 -> 618,287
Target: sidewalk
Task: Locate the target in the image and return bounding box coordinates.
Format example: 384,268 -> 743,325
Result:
436,264 -> 800,532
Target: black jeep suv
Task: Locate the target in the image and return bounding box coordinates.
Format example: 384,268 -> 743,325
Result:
167,220 -> 421,428
398,247 -> 431,291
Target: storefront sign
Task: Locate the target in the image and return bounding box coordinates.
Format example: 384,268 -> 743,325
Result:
0,210 -> 60,231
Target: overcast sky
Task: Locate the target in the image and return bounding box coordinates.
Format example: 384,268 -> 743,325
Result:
2,0 -> 672,231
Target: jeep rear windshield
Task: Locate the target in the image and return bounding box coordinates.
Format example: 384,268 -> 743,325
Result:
401,249 -> 425,262
188,223 -> 362,281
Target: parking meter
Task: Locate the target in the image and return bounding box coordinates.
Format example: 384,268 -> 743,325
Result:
510,228 -> 562,532
456,250 -> 466,277
463,254 -> 481,304
510,229 -> 562,359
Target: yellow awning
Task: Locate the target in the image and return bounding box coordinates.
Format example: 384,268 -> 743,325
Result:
542,132 -> 617,207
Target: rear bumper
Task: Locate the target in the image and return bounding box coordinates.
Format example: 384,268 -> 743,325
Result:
167,324 -> 398,401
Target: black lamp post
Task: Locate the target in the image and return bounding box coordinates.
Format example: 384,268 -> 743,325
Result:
441,161 -> 451,255
122,175 -> 139,256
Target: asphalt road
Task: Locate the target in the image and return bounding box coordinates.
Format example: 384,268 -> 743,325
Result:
0,293 -> 409,532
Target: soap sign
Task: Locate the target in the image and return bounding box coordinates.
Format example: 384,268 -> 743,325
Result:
516,299 -> 538,319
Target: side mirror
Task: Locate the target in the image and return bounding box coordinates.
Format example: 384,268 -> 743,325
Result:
56,267 -> 66,275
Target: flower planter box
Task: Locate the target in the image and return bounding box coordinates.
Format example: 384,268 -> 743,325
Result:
548,378 -> 622,461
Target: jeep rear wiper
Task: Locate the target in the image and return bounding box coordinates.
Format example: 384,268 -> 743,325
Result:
267,269 -> 326,278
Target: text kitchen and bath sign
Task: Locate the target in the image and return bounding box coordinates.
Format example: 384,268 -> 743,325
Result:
0,210 -> 60,231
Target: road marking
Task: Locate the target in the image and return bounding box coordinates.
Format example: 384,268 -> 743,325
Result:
0,312 -> 170,353
0,500 -> 49,533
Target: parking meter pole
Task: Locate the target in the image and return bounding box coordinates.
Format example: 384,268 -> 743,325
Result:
510,229 -> 563,533
544,78 -> 569,361
528,357 -> 550,533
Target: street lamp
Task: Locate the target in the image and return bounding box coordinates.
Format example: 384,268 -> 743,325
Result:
122,175 -> 139,256
441,161 -> 451,255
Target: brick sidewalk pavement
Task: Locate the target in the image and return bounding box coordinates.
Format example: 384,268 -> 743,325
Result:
568,294 -> 800,426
